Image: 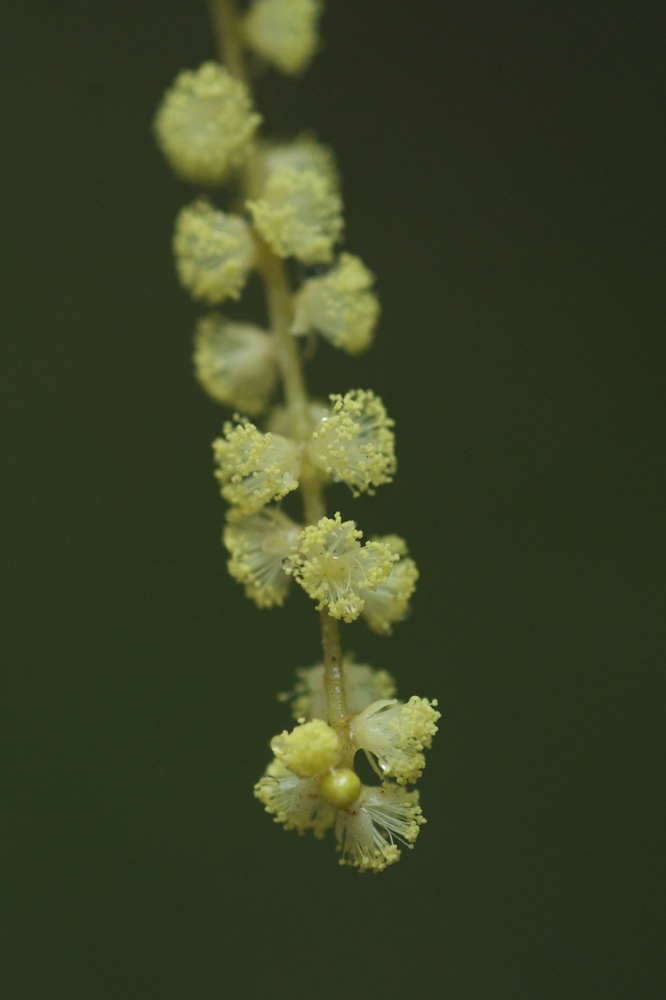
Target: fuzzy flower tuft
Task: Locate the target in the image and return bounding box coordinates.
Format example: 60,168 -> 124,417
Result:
350,697 -> 441,785
292,253 -> 380,354
153,62 -> 261,184
213,420 -> 300,514
335,784 -> 425,872
247,166 -> 343,264
174,199 -> 255,304
309,390 -> 396,496
254,759 -> 336,838
258,135 -> 339,193
223,507 -> 301,607
193,314 -> 278,415
360,535 -> 419,635
242,0 -> 323,76
253,764 -> 425,870
283,660 -> 396,721
286,513 -> 396,622
270,719 -> 341,778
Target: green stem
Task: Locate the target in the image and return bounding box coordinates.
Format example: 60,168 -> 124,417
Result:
208,0 -> 246,82
319,610 -> 353,764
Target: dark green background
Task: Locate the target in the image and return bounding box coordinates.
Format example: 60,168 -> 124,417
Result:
4,1 -> 664,996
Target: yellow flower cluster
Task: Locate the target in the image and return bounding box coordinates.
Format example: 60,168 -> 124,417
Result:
248,165 -> 343,264
224,507 -> 301,607
154,2 -> 438,873
292,253 -> 380,354
258,135 -> 339,192
173,199 -> 256,304
350,696 -> 440,785
285,512 -> 397,622
211,398 -> 418,624
255,660 -> 437,871
361,535 -> 420,635
310,389 -> 396,496
242,0 -> 323,76
154,64 -> 377,415
193,314 -> 278,416
153,62 -> 260,184
271,718 -> 340,777
213,420 -> 300,513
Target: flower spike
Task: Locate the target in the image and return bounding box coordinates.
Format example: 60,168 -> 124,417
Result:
155,2 -> 438,873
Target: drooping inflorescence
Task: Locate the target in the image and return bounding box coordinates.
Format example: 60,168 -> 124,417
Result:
153,0 -> 438,872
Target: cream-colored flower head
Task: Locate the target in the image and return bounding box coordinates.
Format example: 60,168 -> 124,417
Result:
224,507 -> 301,607
254,759 -> 336,838
335,784 -> 425,872
286,512 -> 396,622
247,166 -> 343,264
174,199 -> 255,304
292,253 -> 380,354
242,0 -> 323,76
271,719 -> 341,778
309,390 -> 396,496
350,697 -> 440,785
213,420 -> 300,514
153,62 -> 261,184
284,660 -> 396,721
193,314 -> 278,415
258,135 -> 339,191
360,535 -> 419,635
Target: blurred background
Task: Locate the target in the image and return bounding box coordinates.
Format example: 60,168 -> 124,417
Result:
3,1 -> 664,996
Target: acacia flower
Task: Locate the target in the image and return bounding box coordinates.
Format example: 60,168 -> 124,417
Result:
286,512 -> 396,622
254,762 -> 424,871
254,759 -> 336,838
350,697 -> 441,785
193,314 -> 278,415
309,390 -> 396,496
270,719 -> 341,778
242,0 -> 323,76
153,62 -> 261,184
258,135 -> 339,194
283,660 -> 396,721
335,784 -> 425,872
213,420 -> 300,514
291,253 -> 380,354
223,507 -> 301,607
247,166 -> 343,264
360,535 -> 419,635
173,199 -> 255,304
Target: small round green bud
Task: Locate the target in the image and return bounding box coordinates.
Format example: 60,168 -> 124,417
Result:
319,768 -> 362,809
